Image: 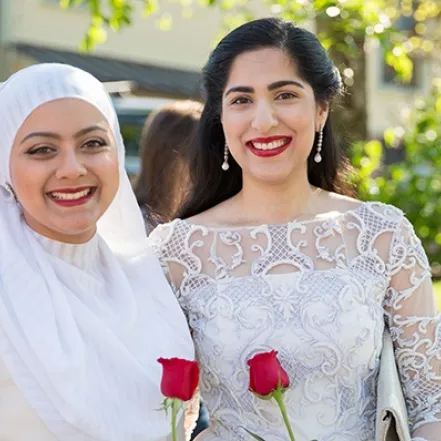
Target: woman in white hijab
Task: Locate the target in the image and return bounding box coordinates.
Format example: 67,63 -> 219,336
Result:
0,63 -> 194,441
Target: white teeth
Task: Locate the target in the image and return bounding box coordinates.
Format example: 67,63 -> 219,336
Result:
50,188 -> 92,201
252,139 -> 288,150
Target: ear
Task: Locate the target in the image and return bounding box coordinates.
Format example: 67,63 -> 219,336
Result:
315,102 -> 329,131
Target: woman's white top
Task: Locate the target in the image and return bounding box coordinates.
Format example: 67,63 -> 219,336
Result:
0,232 -> 99,440
0,358 -> 58,440
150,202 -> 441,441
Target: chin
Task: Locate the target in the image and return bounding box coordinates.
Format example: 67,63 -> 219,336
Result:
251,168 -> 293,185
53,218 -> 98,239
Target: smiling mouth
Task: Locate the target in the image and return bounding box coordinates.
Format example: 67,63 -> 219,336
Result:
249,138 -> 291,150
48,187 -> 96,201
246,137 -> 292,157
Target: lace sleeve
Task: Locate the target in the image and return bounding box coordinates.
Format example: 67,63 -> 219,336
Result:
384,216 -> 441,440
148,223 -> 175,289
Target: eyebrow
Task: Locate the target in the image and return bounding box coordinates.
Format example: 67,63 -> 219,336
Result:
225,80 -> 305,97
20,125 -> 107,145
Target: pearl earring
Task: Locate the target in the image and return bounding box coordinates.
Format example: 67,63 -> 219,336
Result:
314,126 -> 323,163
222,143 -> 230,171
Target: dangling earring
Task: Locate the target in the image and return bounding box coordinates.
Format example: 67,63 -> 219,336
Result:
314,126 -> 323,163
221,143 -> 230,171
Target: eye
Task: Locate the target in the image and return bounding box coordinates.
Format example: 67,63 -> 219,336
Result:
231,96 -> 252,105
276,92 -> 297,100
26,146 -> 56,156
83,139 -> 106,149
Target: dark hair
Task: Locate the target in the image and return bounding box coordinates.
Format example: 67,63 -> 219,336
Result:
133,100 -> 202,227
179,17 -> 351,219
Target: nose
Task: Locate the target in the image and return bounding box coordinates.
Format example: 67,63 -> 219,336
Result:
251,100 -> 279,133
55,150 -> 87,180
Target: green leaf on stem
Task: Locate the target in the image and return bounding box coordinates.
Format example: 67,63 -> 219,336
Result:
240,426 -> 267,441
251,391 -> 274,400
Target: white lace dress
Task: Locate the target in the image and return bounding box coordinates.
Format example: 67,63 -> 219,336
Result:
149,202 -> 441,441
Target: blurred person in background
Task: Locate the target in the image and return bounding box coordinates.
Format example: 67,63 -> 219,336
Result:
133,99 -> 209,439
134,100 -> 202,233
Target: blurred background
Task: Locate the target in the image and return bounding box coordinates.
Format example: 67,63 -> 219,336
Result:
0,0 -> 440,303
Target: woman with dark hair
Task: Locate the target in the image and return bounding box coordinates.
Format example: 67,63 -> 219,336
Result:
150,18 -> 440,441
134,100 -> 201,232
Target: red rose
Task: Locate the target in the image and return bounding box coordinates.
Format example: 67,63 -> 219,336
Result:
247,350 -> 290,396
158,357 -> 199,402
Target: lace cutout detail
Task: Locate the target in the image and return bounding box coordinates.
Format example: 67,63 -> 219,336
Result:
149,202 -> 441,441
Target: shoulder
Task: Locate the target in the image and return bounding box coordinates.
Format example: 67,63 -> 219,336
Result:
317,192 -> 406,228
148,219 -> 193,257
342,198 -> 406,226
322,193 -> 416,243
347,200 -> 425,254
149,219 -> 189,243
343,200 -> 428,269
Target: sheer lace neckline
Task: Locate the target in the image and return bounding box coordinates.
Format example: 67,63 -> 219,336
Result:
176,200 -> 366,231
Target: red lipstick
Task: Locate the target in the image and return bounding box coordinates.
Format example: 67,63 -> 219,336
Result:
246,136 -> 292,158
47,186 -> 97,208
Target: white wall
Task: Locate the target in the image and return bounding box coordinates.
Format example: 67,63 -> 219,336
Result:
365,39 -> 437,137
8,0 -> 269,70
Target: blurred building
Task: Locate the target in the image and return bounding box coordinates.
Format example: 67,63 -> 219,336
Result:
0,0 -> 209,99
0,0 -> 439,143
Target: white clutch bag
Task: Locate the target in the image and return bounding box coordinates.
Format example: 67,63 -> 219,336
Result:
376,328 -> 412,441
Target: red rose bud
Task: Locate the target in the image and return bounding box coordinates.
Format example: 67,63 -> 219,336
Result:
158,357 -> 199,402
247,350 -> 290,396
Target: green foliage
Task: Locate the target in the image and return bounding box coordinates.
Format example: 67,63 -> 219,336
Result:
352,80 -> 441,268
60,1 -> 441,142
61,0 -> 441,79
434,281 -> 441,307
60,0 -> 146,50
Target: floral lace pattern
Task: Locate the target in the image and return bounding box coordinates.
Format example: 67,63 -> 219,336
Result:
149,202 -> 441,441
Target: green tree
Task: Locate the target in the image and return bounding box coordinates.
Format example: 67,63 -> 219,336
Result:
352,80 -> 441,269
60,0 -> 441,142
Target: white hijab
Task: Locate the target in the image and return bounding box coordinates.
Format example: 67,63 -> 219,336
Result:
0,64 -> 194,441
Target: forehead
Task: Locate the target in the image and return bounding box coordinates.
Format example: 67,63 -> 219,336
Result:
226,47 -> 302,87
17,98 -> 109,136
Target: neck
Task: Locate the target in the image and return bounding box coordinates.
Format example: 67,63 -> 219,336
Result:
236,172 -> 317,225
23,214 -> 97,244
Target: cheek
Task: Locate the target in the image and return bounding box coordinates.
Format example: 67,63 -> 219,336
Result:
11,164 -> 51,224
222,114 -> 250,159
222,108 -> 247,135
90,152 -> 118,175
91,152 -> 120,196
282,104 -> 313,128
10,159 -> 48,203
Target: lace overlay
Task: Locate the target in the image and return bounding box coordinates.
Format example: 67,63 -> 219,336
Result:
149,202 -> 441,441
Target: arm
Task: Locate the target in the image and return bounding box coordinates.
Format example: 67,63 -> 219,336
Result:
149,224 -> 202,440
384,217 -> 441,441
148,223 -> 179,291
